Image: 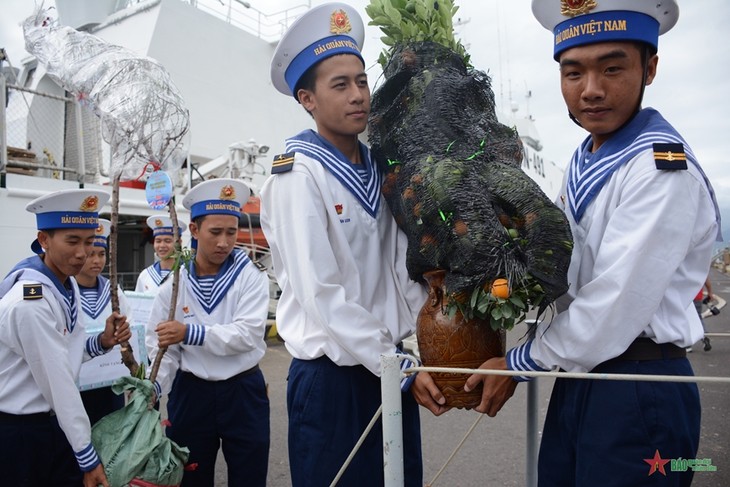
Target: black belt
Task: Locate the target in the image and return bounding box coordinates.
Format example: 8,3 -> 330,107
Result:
0,410 -> 54,423
182,364 -> 260,382
614,338 -> 686,361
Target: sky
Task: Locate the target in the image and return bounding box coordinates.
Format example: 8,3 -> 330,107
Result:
1,0 -> 729,244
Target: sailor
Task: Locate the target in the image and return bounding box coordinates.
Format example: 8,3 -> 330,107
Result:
76,218 -> 130,424
0,189 -> 131,487
146,178 -> 270,487
466,1 -> 722,485
262,3 -> 447,486
135,214 -> 187,295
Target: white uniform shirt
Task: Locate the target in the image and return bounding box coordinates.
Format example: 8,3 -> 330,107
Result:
0,259 -> 109,470
78,276 -> 131,386
260,151 -> 427,376
145,249 -> 269,396
135,262 -> 170,295
525,147 -> 718,373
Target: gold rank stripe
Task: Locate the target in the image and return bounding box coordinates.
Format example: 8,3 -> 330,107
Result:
654,151 -> 686,161
272,156 -> 294,168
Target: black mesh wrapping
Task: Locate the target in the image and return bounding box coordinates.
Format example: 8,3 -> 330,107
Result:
369,42 -> 572,303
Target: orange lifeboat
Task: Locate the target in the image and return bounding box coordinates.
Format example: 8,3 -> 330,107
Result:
237,195 -> 269,252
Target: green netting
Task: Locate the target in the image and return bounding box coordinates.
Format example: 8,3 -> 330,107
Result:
369,41 -> 573,310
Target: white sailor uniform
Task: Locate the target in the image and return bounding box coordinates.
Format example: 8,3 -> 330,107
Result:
262,131 -> 426,375
507,2 -> 722,478
135,262 -> 170,295
135,214 -> 185,295
146,177 -> 270,486
0,257 -> 114,479
260,131 -> 427,487
78,275 -> 130,424
146,248 -> 268,396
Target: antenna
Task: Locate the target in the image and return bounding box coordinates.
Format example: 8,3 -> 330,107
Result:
453,17 -> 471,51
495,2 -> 504,115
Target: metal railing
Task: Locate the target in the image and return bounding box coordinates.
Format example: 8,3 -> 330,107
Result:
1,70 -> 103,186
186,0 -> 311,42
377,355 -> 730,487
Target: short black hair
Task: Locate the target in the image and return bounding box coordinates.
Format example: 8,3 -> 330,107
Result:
192,215 -> 207,227
294,63 -> 319,102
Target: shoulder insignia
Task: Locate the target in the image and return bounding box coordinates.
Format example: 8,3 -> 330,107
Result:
653,143 -> 687,171
253,260 -> 267,272
271,152 -> 295,174
23,284 -> 43,300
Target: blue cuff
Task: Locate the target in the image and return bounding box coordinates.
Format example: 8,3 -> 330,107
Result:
75,443 -> 101,472
153,380 -> 162,399
86,334 -> 105,358
399,354 -> 420,392
506,341 -> 547,382
183,324 -> 205,346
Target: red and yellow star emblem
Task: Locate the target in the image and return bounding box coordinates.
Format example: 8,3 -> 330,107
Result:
644,450 -> 670,476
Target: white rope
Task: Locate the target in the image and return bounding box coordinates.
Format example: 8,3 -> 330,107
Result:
426,414 -> 484,487
329,405 -> 383,487
405,366 -> 730,384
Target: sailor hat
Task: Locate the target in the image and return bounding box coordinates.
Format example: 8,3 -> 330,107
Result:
532,0 -> 679,59
182,178 -> 249,220
271,2 -> 364,97
26,189 -> 110,254
146,215 -> 187,237
93,218 -> 111,248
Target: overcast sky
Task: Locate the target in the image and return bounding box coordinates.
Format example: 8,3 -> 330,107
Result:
2,0 -> 728,243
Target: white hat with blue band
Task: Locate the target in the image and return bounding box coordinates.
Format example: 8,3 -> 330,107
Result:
93,218 -> 111,248
183,178 -> 249,220
270,2 -> 365,97
25,189 -> 110,254
146,215 -> 187,237
531,0 -> 679,60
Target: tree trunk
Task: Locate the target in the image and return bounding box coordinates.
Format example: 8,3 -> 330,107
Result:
109,172 -> 140,377
148,198 -> 182,386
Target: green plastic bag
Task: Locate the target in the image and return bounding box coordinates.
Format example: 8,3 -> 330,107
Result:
91,376 -> 189,487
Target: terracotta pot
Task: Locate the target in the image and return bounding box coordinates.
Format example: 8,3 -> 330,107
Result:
416,270 -> 505,409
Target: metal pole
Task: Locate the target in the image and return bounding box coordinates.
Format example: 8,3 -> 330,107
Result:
1,68 -> 8,188
381,354 -> 405,487
74,101 -> 86,187
525,379 -> 538,487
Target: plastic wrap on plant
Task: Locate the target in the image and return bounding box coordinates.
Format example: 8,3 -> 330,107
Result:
22,8 -> 190,180
369,42 -> 572,304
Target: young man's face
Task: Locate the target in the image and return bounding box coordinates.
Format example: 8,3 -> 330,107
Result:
154,234 -> 175,260
38,228 -> 95,281
190,214 -> 239,271
298,54 -> 370,142
78,246 -> 107,281
559,41 -> 657,150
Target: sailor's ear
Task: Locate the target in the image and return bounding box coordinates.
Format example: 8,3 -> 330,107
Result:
297,88 -> 316,112
645,54 -> 658,86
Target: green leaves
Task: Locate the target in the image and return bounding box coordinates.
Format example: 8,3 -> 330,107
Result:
445,274 -> 545,331
366,0 -> 470,68
133,362 -> 146,380
170,245 -> 194,272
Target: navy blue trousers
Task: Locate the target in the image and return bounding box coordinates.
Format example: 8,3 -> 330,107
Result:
166,368 -> 270,487
287,356 -> 423,487
0,412 -> 81,487
538,357 -> 700,486
81,386 -> 125,425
